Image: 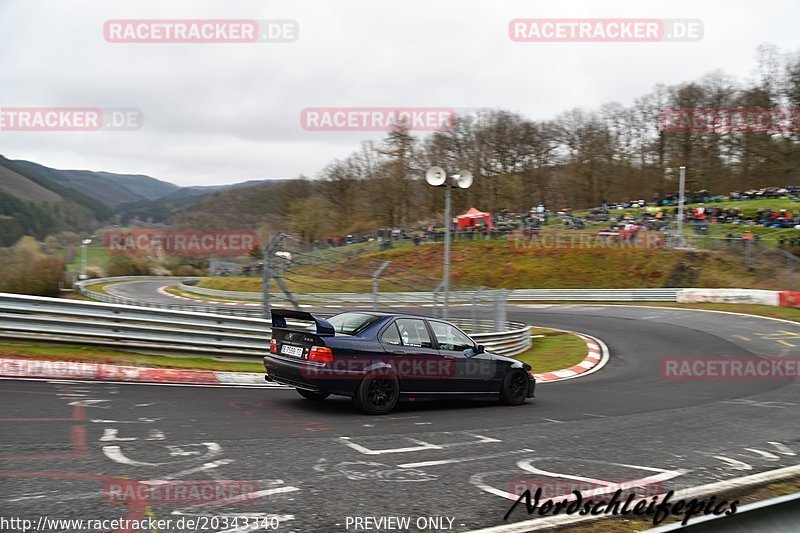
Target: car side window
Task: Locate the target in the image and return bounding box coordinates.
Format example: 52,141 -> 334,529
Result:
430,321 -> 474,352
395,319 -> 433,348
381,322 -> 402,346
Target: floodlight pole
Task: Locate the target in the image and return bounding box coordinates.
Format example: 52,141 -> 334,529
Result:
676,166 -> 686,248
426,166 -> 471,319
443,183 -> 452,319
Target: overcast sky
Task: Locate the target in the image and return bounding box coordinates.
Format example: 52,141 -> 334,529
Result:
1,0 -> 798,187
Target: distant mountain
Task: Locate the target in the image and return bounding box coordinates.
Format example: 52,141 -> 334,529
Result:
115,193 -> 210,225
163,179 -> 284,200
2,156 -> 293,231
0,156 -> 113,246
95,171 -> 180,200
117,179 -> 292,226
12,160 -> 180,207
176,178 -> 305,229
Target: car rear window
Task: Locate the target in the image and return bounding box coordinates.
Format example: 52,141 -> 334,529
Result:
327,313 -> 381,335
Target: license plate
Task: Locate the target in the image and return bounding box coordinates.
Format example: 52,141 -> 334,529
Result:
281,344 -> 303,357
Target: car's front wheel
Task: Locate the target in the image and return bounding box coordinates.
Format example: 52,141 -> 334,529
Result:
297,389 -> 330,401
353,371 -> 400,415
499,369 -> 529,405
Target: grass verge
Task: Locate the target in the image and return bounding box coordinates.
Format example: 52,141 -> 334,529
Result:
513,328 -> 589,374
80,281 -> 119,296
0,342 -> 263,373
194,238 -> 797,292
528,302 -> 800,323
165,285 -> 258,303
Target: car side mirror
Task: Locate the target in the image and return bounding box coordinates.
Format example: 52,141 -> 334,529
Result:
476,344 -> 485,354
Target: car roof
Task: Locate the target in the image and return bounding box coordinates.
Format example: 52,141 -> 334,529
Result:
332,311 -> 433,320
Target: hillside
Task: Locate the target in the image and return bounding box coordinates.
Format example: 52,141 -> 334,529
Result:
0,164 -> 62,204
115,194 -> 212,225
6,158 -> 291,226
198,239 -> 795,293
13,160 -> 179,207
175,178 -> 305,229
0,156 -> 112,246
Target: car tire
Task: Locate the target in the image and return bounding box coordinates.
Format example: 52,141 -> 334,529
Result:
297,389 -> 330,401
499,369 -> 529,406
353,371 -> 400,415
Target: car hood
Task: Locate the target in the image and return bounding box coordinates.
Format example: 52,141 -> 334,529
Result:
486,351 -> 532,371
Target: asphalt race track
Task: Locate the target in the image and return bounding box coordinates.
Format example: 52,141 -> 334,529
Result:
3,286 -> 800,531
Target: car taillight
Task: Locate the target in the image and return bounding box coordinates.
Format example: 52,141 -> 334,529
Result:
308,346 -> 333,363
270,338 -> 277,353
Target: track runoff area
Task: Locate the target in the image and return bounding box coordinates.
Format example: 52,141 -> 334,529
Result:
1,303 -> 800,532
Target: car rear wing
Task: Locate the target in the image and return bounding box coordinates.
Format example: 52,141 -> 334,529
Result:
270,309 -> 335,336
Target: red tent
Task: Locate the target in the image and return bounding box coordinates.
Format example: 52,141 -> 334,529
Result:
456,207 -> 493,230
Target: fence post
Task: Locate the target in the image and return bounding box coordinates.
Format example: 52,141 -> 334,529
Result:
431,281 -> 444,318
371,261 -> 391,311
745,239 -> 753,271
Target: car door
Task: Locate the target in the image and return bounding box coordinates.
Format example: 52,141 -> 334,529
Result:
428,320 -> 499,393
383,318 -> 444,394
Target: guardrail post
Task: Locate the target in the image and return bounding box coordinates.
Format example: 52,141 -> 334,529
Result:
493,290 -> 509,331
371,261 -> 391,311
470,287 -> 484,332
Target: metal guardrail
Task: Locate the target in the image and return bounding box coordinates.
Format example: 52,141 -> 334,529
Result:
0,293 -> 531,357
1,292 -> 271,357
509,288 -> 680,301
177,281 -> 681,303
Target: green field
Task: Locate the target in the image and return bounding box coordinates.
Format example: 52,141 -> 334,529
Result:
0,342 -> 263,372
65,246 -> 111,272
513,328 -> 589,374
579,197 -> 800,221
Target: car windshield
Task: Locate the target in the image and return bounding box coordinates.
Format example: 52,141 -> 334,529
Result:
327,313 -> 381,335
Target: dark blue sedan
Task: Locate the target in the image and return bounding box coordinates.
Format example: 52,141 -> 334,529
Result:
264,309 -> 535,415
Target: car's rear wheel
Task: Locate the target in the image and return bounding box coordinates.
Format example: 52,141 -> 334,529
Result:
297,389 -> 330,401
353,371 -> 399,415
499,369 -> 529,405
